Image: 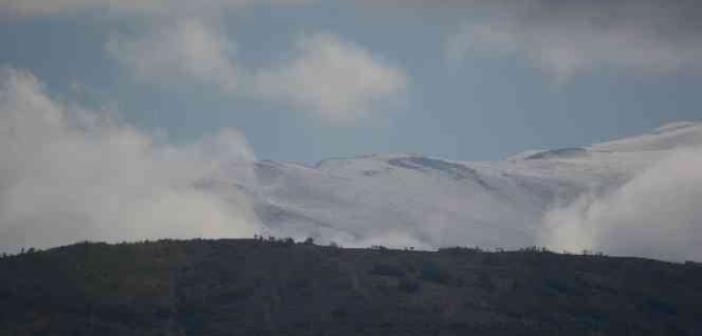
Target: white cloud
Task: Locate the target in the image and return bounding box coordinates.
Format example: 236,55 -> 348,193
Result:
445,0 -> 702,78
107,19 -> 239,92
254,33 -> 408,125
541,147 -> 702,261
0,67 -> 261,252
108,24 -> 408,125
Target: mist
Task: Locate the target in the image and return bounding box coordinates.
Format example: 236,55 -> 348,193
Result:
0,67 -> 261,252
541,146 -> 702,261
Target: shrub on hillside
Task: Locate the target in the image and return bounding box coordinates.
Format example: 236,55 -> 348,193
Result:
419,262 -> 450,285
397,278 -> 421,293
369,263 -> 405,277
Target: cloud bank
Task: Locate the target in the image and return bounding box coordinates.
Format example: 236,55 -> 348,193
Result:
254,33 -> 408,124
0,67 -> 261,252
445,0 -> 702,78
541,146 -> 702,261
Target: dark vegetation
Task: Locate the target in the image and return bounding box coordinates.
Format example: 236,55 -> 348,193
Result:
1,239 -> 702,335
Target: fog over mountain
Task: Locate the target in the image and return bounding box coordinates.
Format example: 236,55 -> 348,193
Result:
0,68 -> 262,253
218,121 -> 702,261
1,67 -> 701,261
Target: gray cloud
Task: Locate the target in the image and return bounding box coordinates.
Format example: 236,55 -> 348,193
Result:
0,67 -> 261,252
445,0 -> 702,77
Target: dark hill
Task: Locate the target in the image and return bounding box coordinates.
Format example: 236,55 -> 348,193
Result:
1,239 -> 702,335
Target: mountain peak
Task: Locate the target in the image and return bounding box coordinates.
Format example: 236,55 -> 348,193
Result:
591,121 -> 702,152
654,121 -> 702,134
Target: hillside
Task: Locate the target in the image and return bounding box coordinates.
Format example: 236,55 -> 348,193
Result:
1,239 -> 701,335
209,122 -> 702,255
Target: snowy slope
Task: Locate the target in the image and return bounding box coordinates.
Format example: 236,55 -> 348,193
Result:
216,122 -> 702,250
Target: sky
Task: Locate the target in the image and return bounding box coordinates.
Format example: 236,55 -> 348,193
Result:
1,0 -> 702,165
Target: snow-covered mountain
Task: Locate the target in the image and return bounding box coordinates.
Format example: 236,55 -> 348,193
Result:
214,122 -> 702,251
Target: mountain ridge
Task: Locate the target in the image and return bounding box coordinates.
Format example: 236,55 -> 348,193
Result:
213,122 -> 702,257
